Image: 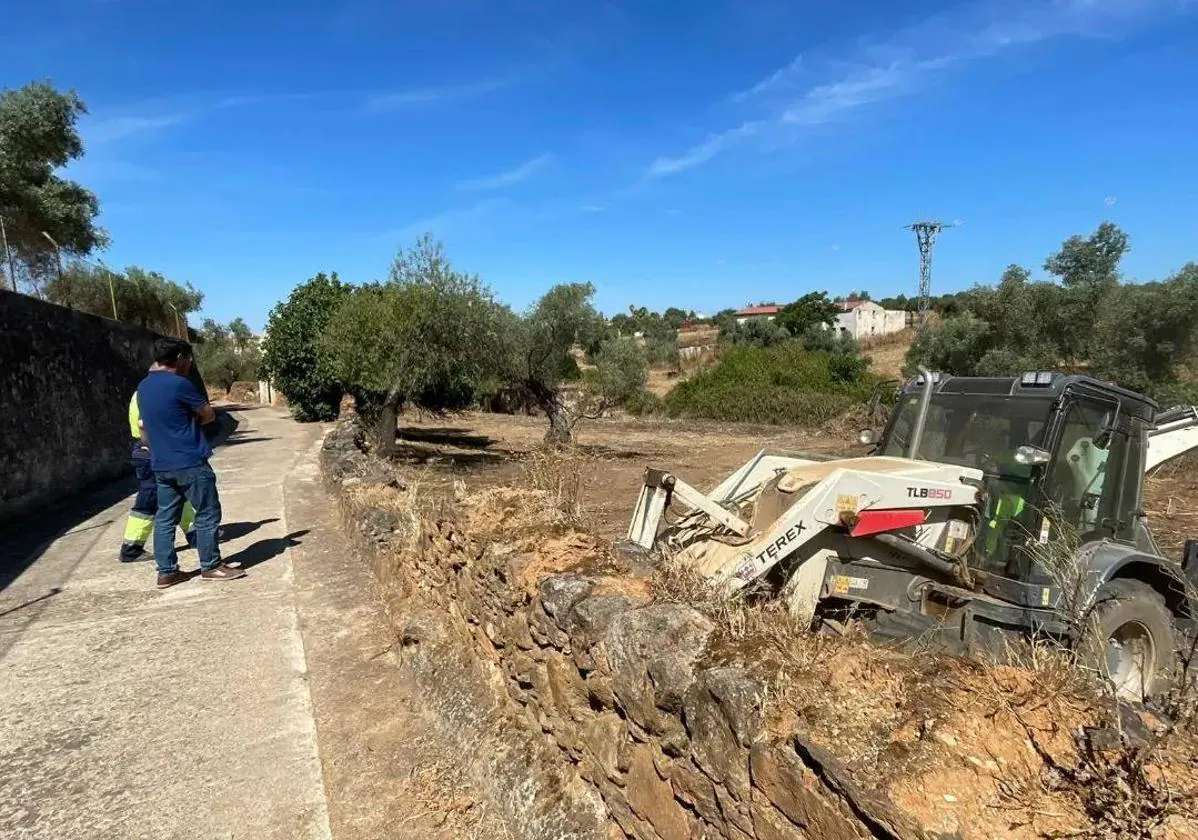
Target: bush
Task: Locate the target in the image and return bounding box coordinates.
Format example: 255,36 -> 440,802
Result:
261,272 -> 350,421
665,341 -> 874,426
624,388 -> 665,416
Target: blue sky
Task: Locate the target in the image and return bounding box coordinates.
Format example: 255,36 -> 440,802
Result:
6,0 -> 1198,329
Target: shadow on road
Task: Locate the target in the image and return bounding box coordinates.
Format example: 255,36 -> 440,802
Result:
219,518 -> 280,541
0,587 -> 62,619
0,476 -> 136,593
224,530 -> 310,570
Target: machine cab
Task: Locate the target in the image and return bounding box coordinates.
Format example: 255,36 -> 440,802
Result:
872,371 -> 1157,581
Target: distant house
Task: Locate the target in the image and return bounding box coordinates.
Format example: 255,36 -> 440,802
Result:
733,304 -> 782,325
833,300 -> 908,340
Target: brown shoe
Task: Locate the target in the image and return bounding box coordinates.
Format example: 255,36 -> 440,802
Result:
156,570 -> 190,589
200,564 -> 246,582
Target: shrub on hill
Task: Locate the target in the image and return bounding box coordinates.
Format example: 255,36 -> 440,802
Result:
664,341 -> 874,426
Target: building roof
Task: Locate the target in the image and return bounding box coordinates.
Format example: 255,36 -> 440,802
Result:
734,305 -> 782,317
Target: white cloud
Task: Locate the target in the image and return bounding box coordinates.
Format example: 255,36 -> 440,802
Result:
84,112 -> 192,144
456,153 -> 553,191
388,198 -> 510,242
366,78 -> 509,112
650,0 -> 1191,177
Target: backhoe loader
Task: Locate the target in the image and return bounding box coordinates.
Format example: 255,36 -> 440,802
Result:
626,369 -> 1198,701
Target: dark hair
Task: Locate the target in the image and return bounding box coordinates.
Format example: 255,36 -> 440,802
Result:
153,337 -> 193,367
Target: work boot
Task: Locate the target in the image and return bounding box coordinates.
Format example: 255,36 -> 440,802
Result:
156,570 -> 190,589
200,564 -> 246,582
119,544 -> 147,563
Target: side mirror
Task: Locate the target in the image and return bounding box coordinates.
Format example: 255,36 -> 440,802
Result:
1014,444 -> 1051,466
858,428 -> 877,445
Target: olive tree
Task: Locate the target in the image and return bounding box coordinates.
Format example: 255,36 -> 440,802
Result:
321,235 -> 509,456
504,282 -> 616,445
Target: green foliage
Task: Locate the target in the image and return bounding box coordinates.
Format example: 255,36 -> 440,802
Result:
321,235 -> 510,428
261,271 -> 350,421
0,81 -> 106,291
194,317 -> 262,391
643,332 -> 680,367
591,338 -> 649,405
1090,263 -> 1198,392
776,291 -> 840,337
905,224 -> 1198,402
666,342 -> 875,426
44,260 -> 202,334
720,317 -> 790,348
624,388 -> 665,416
513,282 -> 606,394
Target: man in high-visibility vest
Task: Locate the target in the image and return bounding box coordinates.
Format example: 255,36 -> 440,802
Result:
119,388 -> 198,561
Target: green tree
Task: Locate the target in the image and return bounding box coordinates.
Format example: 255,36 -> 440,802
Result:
261,271 -> 349,422
506,281 -> 607,445
775,291 -> 840,336
1044,221 -> 1128,362
720,317 -> 790,348
0,81 -> 106,292
591,337 -> 649,406
662,306 -> 689,329
1091,264 -> 1198,392
44,260 -> 202,334
194,317 -> 262,391
321,235 -> 509,455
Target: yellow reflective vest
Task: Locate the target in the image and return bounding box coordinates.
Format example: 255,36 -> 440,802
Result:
129,392 -> 142,441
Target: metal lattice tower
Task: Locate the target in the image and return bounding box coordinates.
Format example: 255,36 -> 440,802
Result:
906,220 -> 949,329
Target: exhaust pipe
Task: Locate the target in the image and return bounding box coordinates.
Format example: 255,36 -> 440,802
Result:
907,364 -> 933,460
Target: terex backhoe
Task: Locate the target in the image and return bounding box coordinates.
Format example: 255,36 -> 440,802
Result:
626,368 -> 1198,701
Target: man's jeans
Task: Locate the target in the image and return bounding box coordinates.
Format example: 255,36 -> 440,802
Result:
154,462 -> 223,573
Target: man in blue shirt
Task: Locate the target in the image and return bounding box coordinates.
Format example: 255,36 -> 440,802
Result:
137,338 -> 245,588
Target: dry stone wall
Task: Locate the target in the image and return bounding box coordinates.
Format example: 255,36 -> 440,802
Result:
321,422 -> 947,840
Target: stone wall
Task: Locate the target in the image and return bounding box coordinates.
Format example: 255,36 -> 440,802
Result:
0,291 -> 202,521
321,423 -> 933,840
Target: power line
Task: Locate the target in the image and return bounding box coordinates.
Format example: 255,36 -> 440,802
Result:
905,220 -> 953,330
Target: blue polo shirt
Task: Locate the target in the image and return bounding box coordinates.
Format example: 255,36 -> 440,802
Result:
136,370 -> 212,472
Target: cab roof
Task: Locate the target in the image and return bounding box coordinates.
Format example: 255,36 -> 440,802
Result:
899,371 -> 1158,421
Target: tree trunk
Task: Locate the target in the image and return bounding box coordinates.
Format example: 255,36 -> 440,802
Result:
544,401 -> 574,446
535,388 -> 574,446
374,384 -> 404,458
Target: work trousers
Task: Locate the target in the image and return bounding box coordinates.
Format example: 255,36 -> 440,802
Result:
120,442 -> 195,562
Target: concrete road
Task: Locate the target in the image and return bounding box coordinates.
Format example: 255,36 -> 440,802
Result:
0,407 -> 502,840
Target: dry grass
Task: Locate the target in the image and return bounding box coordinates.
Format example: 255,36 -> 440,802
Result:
394,757 -> 514,839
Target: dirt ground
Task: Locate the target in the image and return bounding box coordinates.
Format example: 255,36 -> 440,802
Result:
389,410 -> 861,538
387,408 -> 1198,559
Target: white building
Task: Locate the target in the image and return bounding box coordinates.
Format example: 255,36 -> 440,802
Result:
834,300 -> 908,340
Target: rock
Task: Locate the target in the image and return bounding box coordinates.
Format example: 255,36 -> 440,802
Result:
581,712 -> 626,784
508,614 -> 538,651
624,745 -> 690,840
663,759 -> 724,829
751,791 -> 809,840
586,670 -> 617,711
716,784 -> 755,837
564,595 -> 641,670
545,653 -> 590,721
684,668 -> 762,799
539,575 -> 598,627
604,604 -> 714,732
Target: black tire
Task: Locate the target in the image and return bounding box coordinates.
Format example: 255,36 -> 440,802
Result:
1082,579 -> 1177,702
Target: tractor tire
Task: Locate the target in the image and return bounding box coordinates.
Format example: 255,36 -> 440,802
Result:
1081,579 -> 1177,702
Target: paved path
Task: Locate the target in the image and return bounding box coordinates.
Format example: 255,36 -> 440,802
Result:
0,407 -> 502,840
